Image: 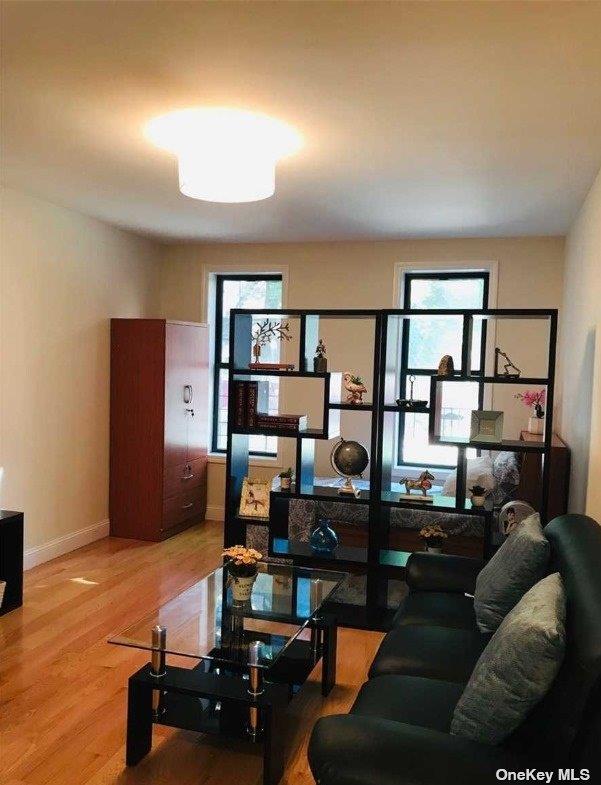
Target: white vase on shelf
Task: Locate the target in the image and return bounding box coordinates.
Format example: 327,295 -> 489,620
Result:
528,416 -> 544,435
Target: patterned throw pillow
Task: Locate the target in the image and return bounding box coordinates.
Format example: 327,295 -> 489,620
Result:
474,513 -> 549,633
452,572 -> 566,745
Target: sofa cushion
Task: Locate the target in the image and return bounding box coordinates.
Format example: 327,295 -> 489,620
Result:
452,572 -> 566,746
351,674 -> 464,732
308,714 -> 526,785
474,512 -> 549,633
393,590 -> 476,629
369,624 -> 489,683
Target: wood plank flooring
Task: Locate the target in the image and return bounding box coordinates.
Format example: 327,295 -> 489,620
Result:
0,521 -> 384,785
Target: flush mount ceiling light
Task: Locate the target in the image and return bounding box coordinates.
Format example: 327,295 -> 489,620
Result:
145,107 -> 302,203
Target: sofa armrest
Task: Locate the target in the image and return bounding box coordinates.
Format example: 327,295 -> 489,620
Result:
308,714 -> 521,785
405,552 -> 484,594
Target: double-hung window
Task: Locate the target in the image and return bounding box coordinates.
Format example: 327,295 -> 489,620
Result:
398,271 -> 489,469
212,274 -> 283,456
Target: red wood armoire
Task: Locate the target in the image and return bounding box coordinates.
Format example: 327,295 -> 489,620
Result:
110,319 -> 209,541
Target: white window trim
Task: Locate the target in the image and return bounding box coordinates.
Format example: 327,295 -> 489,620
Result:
391,260 -> 499,479
204,263 -> 289,467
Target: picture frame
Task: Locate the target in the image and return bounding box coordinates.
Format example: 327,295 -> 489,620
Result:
238,477 -> 271,520
470,410 -> 504,443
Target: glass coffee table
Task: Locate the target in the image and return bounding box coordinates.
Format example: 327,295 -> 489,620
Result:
109,562 -> 345,785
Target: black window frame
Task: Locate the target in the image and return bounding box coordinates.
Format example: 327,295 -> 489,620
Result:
397,270 -> 490,469
212,273 -> 283,456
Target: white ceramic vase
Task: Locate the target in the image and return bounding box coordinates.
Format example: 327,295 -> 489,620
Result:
471,495 -> 486,507
528,416 -> 544,435
230,573 -> 257,603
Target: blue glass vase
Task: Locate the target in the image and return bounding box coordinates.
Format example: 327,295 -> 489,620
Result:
310,518 -> 338,554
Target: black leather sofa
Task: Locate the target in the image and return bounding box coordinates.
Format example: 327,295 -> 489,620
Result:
308,514 -> 601,785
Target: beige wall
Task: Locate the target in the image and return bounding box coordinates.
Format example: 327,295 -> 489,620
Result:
558,168 -> 601,519
159,237 -> 565,518
0,187 -> 161,562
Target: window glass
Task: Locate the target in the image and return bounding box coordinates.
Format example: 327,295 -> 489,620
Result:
212,275 -> 283,454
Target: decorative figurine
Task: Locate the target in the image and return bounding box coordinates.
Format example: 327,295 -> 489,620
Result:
249,319 -> 294,370
313,339 -> 328,372
398,469 -> 435,502
396,373 -> 429,410
495,347 -> 521,378
437,355 -> 455,376
343,372 -> 367,404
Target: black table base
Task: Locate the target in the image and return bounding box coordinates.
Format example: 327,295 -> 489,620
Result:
125,615 -> 337,785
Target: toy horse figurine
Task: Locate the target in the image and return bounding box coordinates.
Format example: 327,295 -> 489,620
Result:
399,469 -> 435,497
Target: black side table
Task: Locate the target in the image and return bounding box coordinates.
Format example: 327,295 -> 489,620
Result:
0,510 -> 24,615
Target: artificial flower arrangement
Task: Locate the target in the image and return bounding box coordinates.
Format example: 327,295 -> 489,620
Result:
419,524 -> 448,548
222,545 -> 263,577
514,389 -> 546,419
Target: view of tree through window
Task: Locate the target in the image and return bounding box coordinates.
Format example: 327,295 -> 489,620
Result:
212,275 -> 283,454
399,272 -> 488,468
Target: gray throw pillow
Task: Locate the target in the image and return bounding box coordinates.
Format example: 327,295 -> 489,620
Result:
452,572 -> 566,745
474,512 -> 549,633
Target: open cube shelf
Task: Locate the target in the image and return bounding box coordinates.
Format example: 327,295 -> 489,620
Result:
224,308 -> 558,630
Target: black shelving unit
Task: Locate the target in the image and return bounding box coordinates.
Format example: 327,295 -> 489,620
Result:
224,307 -> 558,630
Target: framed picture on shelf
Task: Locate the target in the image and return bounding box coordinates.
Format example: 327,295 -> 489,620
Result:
470,410 -> 504,443
238,478 -> 271,520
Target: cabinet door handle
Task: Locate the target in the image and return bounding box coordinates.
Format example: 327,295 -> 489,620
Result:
181,473 -> 194,480
183,384 -> 193,404
181,502 -> 194,510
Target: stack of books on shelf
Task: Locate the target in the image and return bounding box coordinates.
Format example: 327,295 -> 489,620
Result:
232,380 -> 308,432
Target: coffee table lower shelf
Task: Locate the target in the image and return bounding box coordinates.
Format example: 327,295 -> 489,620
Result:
125,620 -> 337,785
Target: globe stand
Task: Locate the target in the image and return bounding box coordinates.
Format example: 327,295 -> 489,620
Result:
338,477 -> 360,497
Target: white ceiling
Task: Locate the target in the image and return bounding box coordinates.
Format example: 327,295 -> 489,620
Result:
2,1 -> 600,242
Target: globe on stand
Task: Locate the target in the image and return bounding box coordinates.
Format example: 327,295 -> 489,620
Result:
330,437 -> 369,498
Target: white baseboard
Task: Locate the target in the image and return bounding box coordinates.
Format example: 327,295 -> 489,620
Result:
205,505 -> 225,522
23,518 -> 110,571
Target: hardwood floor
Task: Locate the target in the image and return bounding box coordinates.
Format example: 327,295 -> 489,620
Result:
0,521 -> 384,785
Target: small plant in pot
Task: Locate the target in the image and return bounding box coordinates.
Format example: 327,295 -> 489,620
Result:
223,545 -> 263,603
468,484 -> 488,507
419,524 -> 448,554
278,467 -> 293,491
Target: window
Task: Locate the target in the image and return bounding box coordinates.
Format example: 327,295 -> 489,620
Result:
398,271 -> 489,469
212,274 -> 283,455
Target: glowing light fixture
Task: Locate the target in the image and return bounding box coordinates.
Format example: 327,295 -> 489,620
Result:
145,107 -> 302,203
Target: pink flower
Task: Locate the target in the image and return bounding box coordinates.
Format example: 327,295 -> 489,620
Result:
515,389 -> 546,408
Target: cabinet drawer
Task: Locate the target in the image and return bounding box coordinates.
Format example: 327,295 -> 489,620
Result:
163,458 -> 206,498
162,487 -> 206,531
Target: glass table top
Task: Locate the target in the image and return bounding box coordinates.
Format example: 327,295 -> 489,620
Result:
109,562 -> 345,670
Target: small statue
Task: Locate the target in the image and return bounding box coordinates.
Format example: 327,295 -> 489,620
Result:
437,355 -> 455,376
251,319 -> 292,363
495,348 -> 521,378
313,339 -> 327,372
399,469 -> 435,498
343,372 -> 367,404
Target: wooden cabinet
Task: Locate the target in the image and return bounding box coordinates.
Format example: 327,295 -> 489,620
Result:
110,319 -> 208,541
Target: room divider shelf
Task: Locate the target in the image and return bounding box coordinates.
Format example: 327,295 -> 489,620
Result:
270,537 -> 368,568
224,307 -> 558,630
329,402 -> 374,411
430,374 -> 550,385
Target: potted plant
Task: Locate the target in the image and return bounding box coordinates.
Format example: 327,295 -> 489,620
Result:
223,545 -> 263,603
468,484 -> 488,507
419,524 -> 448,554
278,467 -> 293,491
514,389 -> 546,436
